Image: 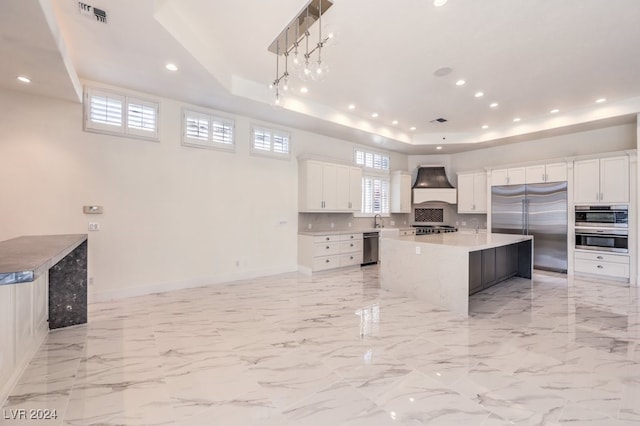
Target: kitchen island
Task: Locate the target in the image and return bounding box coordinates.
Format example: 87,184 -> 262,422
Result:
380,232 -> 532,317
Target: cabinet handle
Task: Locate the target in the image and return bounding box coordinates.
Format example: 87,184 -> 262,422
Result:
596,256 -> 603,260
326,237 -> 330,241
326,246 -> 330,249
597,265 -> 603,269
350,235 -> 354,239
350,256 -> 354,260
600,192 -> 603,201
350,243 -> 354,247
326,259 -> 330,263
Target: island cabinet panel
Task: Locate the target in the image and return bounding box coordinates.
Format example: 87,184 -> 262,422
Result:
469,242 -> 526,295
482,248 -> 496,287
468,251 -> 483,295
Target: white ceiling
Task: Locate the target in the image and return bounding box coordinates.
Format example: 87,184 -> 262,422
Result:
2,0 -> 639,154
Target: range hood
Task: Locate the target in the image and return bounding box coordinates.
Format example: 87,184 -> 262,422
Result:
412,166 -> 457,204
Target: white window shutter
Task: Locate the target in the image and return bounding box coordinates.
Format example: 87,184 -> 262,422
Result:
86,89 -> 124,133
127,99 -> 157,137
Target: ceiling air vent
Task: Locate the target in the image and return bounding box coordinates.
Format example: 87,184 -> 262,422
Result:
430,118 -> 447,123
78,2 -> 107,23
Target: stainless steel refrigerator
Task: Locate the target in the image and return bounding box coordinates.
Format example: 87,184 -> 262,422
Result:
491,182 -> 567,273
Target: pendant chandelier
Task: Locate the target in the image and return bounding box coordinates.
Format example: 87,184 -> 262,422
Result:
269,0 -> 334,104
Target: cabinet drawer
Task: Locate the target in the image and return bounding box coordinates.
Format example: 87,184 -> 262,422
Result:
574,251 -> 629,264
339,253 -> 362,267
400,229 -> 416,236
339,233 -> 362,242
313,242 -> 340,257
313,255 -> 340,271
313,235 -> 340,243
574,259 -> 629,279
340,240 -> 363,254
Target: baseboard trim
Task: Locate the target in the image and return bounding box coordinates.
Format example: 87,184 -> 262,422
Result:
90,265 -> 299,302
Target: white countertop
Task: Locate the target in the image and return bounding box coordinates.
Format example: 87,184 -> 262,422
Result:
397,232 -> 532,251
298,227 -> 413,236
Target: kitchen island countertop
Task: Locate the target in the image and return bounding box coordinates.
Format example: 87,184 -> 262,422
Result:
395,232 -> 532,251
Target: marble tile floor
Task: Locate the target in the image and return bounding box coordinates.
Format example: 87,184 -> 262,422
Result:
2,267 -> 640,425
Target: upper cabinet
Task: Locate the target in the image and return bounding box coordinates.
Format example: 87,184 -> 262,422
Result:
490,167 -> 525,186
390,171 -> 411,213
457,172 -> 487,214
574,156 -> 629,204
299,159 -> 362,212
525,162 -> 567,184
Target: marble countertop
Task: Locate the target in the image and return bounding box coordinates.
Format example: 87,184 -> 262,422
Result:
398,232 -> 532,251
299,227 -> 413,236
0,234 -> 88,285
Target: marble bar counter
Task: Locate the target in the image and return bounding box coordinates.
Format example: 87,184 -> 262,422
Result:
0,234 -> 88,405
380,232 -> 533,317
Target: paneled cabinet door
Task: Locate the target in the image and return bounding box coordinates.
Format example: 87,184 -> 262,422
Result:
491,169 -> 508,186
573,159 -> 600,204
0,285 -> 14,385
457,174 -> 475,212
457,173 -> 487,213
349,167 -> 362,212
300,160 -> 325,210
335,165 -> 350,210
600,156 -> 629,203
391,171 -> 411,213
545,162 -> 567,182
525,165 -> 546,184
321,163 -> 338,210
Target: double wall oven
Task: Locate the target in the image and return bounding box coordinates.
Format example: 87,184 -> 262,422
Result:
575,205 -> 628,253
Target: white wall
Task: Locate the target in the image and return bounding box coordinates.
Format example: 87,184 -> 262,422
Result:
0,85 -> 407,301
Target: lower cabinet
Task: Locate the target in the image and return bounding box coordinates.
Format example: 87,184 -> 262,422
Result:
469,243 -> 521,295
299,233 -> 363,272
574,251 -> 629,280
0,274 -> 49,404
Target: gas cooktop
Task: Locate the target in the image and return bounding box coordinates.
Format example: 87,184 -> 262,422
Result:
412,225 -> 458,235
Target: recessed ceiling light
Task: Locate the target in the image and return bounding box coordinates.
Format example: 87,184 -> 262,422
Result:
455,79 -> 466,86
433,0 -> 448,6
371,113 -> 379,118
410,126 -> 417,131
348,104 -> 355,110
300,87 -> 308,93
482,125 -> 489,129
490,102 -> 499,108
392,120 -> 399,125
550,109 -> 559,114
595,98 -> 607,104
474,91 -> 484,98
165,63 -> 178,71
513,117 -> 521,122
436,146 -> 443,150
17,76 -> 31,83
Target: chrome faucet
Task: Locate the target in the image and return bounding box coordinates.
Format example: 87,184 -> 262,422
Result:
374,214 -> 382,229
470,218 -> 480,234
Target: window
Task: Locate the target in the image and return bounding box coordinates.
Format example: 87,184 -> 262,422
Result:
355,149 -> 389,171
250,125 -> 290,159
362,176 -> 390,215
355,148 -> 391,215
84,87 -> 159,140
182,109 -> 235,151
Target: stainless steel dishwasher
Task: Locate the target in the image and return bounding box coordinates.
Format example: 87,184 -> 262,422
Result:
362,232 -> 379,265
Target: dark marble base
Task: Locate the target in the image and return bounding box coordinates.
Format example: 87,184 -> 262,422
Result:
48,240 -> 87,329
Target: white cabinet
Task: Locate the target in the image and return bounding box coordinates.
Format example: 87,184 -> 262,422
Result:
490,167 -> 525,186
0,285 -> 15,389
457,172 -> 487,213
299,160 -> 362,212
525,162 -> 567,184
299,233 -> 364,272
574,156 -> 629,204
390,171 -> 411,213
400,228 -> 416,236
574,251 -> 629,280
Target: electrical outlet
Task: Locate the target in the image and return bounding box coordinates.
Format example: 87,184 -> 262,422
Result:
88,222 -> 99,231
390,220 -> 395,226
415,246 -> 421,255
348,222 -> 352,228
331,222 -> 334,228
308,223 -> 312,229
461,221 -> 467,226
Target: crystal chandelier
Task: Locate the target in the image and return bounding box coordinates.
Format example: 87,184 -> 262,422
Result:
269,0 -> 334,104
